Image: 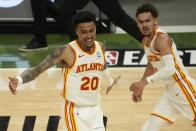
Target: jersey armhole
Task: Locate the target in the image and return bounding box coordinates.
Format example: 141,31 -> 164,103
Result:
97,41 -> 107,68
67,45 -> 77,69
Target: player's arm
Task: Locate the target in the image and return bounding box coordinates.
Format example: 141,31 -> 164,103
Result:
103,64 -> 121,95
146,34 -> 176,84
21,47 -> 66,83
8,46 -> 67,94
130,34 -> 175,102
141,62 -> 156,81
98,41 -> 120,94
140,38 -> 156,80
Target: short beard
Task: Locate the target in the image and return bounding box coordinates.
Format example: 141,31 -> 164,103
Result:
85,44 -> 93,51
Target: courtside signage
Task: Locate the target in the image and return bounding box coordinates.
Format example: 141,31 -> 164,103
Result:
106,49 -> 196,67
105,51 -> 119,66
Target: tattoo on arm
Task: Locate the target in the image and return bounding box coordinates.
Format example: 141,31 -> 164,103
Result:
21,46 -> 66,83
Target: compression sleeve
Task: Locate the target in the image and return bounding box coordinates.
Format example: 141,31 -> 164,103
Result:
16,76 -> 23,86
146,54 -> 176,84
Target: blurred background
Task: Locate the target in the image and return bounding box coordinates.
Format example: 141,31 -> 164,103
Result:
0,0 -> 196,68
0,0 -> 196,33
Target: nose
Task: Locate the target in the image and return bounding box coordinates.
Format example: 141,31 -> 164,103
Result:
86,31 -> 92,38
142,22 -> 147,27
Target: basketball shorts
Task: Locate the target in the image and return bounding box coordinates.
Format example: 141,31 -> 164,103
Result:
151,79 -> 196,123
61,100 -> 105,131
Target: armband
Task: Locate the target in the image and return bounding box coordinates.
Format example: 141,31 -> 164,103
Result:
16,76 -> 23,86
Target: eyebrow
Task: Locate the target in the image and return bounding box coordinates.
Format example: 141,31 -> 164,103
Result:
80,27 -> 96,32
138,18 -> 151,22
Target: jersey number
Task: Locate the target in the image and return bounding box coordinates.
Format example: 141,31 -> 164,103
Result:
81,77 -> 99,90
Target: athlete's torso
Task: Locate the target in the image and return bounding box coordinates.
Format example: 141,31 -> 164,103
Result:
143,29 -> 196,115
63,40 -> 106,106
143,28 -> 189,84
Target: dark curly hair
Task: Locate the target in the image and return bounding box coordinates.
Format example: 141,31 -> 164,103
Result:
72,11 -> 96,29
136,3 -> 159,18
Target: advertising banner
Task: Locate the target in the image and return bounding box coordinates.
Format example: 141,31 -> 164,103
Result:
106,49 -> 196,67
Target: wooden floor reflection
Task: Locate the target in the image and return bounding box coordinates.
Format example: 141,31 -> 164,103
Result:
0,68 -> 196,131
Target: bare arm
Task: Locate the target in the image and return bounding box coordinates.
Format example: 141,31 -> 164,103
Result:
21,46 -> 65,84
141,62 -> 156,80
155,34 -> 172,56
9,45 -> 75,95
98,41 -> 121,94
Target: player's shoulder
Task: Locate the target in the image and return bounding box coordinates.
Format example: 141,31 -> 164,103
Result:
156,32 -> 171,44
155,32 -> 172,50
65,40 -> 79,52
54,43 -> 75,58
95,41 -> 105,49
155,28 -> 171,41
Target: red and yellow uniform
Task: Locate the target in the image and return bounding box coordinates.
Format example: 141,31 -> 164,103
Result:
144,28 -> 196,123
61,40 -> 106,131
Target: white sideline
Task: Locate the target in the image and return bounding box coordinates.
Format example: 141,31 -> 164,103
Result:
115,25 -> 196,33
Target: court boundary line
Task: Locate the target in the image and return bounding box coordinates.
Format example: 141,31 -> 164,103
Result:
116,25 -> 196,33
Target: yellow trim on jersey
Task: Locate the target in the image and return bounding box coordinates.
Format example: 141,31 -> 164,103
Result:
143,30 -> 163,55
70,102 -> 78,131
151,113 -> 174,124
63,69 -> 70,98
173,73 -> 196,108
173,74 -> 196,118
173,66 -> 196,98
64,101 -> 78,131
171,49 -> 195,97
183,78 -> 196,96
62,44 -> 78,98
68,45 -> 77,69
97,42 -> 106,68
75,40 -> 96,55
64,101 -> 72,131
171,49 -> 196,119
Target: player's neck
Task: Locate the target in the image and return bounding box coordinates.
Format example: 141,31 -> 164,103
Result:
145,31 -> 156,44
77,40 -> 95,54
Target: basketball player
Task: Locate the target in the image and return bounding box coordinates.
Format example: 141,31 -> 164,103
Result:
129,3 -> 196,131
8,11 -> 120,131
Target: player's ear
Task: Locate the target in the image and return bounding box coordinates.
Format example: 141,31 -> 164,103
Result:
154,18 -> 158,26
75,28 -> 79,36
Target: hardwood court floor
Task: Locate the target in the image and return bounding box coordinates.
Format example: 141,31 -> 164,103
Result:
0,68 -> 196,131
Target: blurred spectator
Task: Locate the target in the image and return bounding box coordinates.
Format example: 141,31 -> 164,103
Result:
19,0 -> 143,52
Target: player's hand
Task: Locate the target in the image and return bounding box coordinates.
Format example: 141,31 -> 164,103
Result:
132,92 -> 142,103
106,75 -> 121,95
8,77 -> 18,95
130,79 -> 147,92
129,79 -> 147,103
